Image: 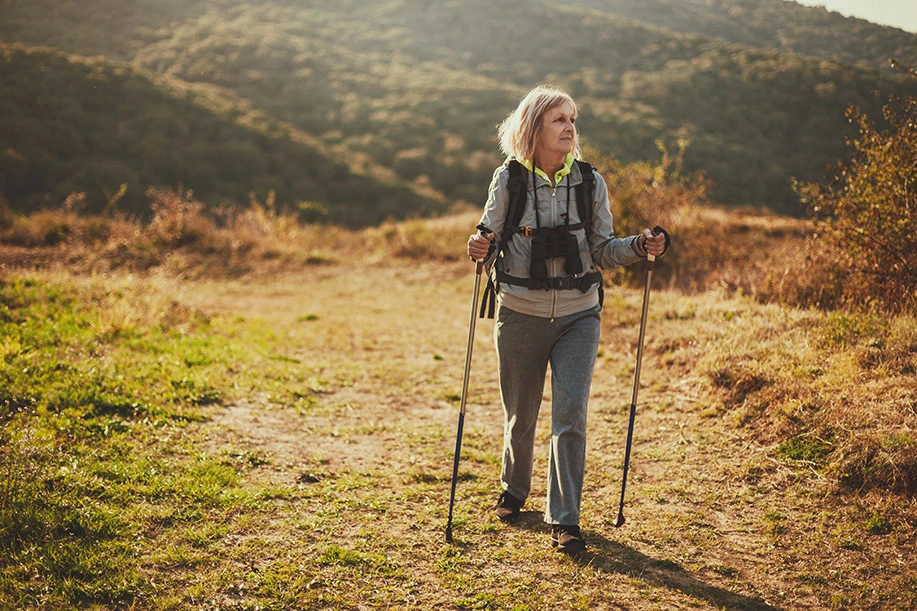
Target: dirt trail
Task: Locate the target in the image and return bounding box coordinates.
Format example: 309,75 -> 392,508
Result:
179,261 -> 879,610
193,261 -> 499,474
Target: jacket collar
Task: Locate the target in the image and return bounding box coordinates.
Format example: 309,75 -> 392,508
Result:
518,153 -> 577,187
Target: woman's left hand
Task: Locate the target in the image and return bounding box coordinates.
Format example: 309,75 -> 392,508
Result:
639,228 -> 667,257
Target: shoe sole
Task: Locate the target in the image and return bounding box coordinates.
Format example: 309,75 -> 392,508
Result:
556,544 -> 586,556
551,536 -> 586,556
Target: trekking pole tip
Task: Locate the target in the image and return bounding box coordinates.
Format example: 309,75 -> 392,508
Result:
445,526 -> 454,543
612,513 -> 626,528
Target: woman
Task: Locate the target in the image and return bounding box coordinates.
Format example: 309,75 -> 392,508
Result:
467,85 -> 668,556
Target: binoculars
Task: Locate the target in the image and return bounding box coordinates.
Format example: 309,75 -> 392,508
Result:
529,227 -> 583,280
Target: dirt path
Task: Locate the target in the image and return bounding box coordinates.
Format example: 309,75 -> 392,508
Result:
177,261 -> 897,610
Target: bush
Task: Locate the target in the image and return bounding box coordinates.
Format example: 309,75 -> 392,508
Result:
587,142 -> 721,291
146,187 -> 218,249
1,210 -> 75,247
794,63 -> 917,313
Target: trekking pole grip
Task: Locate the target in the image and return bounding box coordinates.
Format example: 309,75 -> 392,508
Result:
471,224 -> 493,271
647,226 -> 670,265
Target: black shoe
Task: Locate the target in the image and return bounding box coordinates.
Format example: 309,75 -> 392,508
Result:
495,491 -> 524,523
551,524 -> 586,556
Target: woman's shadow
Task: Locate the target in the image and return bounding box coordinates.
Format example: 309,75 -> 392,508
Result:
518,514 -> 782,611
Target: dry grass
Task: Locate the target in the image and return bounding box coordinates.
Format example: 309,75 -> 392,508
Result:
2,198 -> 916,609
0,189 -> 369,276
0,173 -> 815,307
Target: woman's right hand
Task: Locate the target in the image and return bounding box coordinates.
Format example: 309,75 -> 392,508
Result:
467,231 -> 496,261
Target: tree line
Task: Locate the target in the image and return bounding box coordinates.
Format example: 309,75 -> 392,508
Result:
0,45 -> 444,226
1,0 -> 915,220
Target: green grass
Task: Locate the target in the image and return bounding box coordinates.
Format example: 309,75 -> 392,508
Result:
0,275 -> 292,608
0,421 -> 263,608
778,433 -> 834,465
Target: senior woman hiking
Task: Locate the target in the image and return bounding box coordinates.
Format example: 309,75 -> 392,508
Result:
466,85 -> 668,556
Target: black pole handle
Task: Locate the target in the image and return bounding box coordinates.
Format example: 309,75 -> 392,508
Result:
651,225 -> 671,252
470,224 -> 493,266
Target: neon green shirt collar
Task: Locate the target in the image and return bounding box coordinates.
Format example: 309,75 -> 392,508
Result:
519,153 -> 575,185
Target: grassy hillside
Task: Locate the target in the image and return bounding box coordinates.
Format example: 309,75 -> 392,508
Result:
1,0 -> 915,218
0,44 -> 446,225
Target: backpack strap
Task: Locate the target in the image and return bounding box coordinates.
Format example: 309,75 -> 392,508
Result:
573,160 -> 595,238
574,160 -> 603,308
480,160 -> 526,319
505,159 -> 593,238
503,159 -> 528,244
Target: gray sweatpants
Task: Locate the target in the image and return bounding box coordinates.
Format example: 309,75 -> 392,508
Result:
494,303 -> 601,526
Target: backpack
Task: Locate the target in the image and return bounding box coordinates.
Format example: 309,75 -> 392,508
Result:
479,159 -> 604,318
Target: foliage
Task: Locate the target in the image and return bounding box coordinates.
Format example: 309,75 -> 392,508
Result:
0,144 -> 808,297
587,142 -> 706,288
0,186 -> 366,275
554,0 -> 917,72
0,143 -> 795,295
793,66 -> 917,313
0,44 -> 444,227
1,0 -> 915,220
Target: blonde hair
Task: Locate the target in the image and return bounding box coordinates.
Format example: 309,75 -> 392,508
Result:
498,85 -> 581,162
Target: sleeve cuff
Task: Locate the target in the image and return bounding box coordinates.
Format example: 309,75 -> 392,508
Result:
631,235 -> 647,258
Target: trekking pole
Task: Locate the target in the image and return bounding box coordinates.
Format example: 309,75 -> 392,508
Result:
445,228 -> 490,543
612,226 -> 668,528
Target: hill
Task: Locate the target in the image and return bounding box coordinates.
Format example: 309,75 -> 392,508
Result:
0,44 -> 446,225
1,0 -> 916,217
555,0 -> 917,71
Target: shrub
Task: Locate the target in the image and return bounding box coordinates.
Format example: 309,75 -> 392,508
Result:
587,142 -> 738,292
1,210 -> 75,247
146,186 -> 218,249
366,215 -> 472,262
794,62 -> 917,313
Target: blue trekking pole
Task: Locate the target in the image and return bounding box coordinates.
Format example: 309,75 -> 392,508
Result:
445,228 -> 490,543
613,226 -> 668,528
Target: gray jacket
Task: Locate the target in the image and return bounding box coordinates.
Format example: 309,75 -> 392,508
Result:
479,160 -> 645,319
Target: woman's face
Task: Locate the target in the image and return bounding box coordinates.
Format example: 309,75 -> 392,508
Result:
536,101 -> 576,159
